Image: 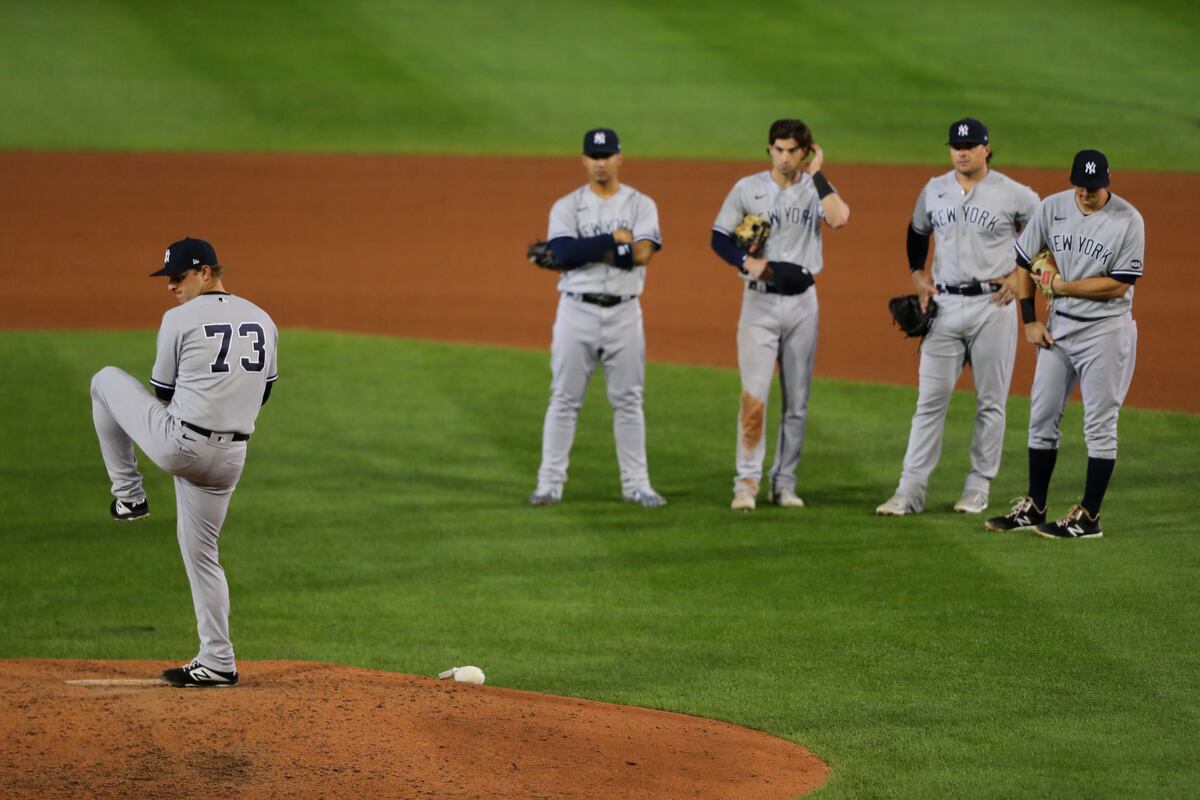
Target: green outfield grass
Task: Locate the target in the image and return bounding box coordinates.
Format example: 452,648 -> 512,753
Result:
1,1 -> 1197,169
1,330 -> 1197,797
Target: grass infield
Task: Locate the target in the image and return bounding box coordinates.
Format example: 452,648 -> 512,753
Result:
1,330 -> 1197,797
1,1 -> 1197,169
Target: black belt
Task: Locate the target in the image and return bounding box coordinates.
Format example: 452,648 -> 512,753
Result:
182,420 -> 250,442
1054,310 -> 1106,323
936,282 -> 1000,296
747,280 -> 810,297
567,292 -> 636,307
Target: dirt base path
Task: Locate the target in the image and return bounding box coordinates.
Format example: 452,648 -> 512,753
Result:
1,151 -> 1195,411
0,660 -> 828,799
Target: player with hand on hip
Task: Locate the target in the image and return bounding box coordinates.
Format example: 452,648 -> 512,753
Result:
529,128 -> 666,508
986,150 -> 1143,539
711,119 -> 850,511
877,118 -> 1039,516
90,238 -> 278,686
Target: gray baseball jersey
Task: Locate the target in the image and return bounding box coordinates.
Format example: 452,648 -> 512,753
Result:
151,293 -> 279,434
1016,189 -> 1145,320
549,184 -> 661,296
912,170 -> 1039,284
713,171 -> 828,277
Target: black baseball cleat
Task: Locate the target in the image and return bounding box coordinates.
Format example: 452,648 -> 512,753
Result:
1036,505 -> 1103,539
984,496 -> 1045,532
110,498 -> 149,522
161,660 -> 239,688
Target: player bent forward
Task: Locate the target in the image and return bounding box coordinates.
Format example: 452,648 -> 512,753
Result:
529,128 -> 666,507
986,150 -> 1143,539
876,118 -> 1038,516
710,119 -> 850,511
91,238 -> 278,685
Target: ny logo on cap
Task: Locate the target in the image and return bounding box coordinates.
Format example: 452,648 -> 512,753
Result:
1085,161 -> 1097,174
958,124 -> 969,136
593,132 -> 607,145
164,248 -> 171,263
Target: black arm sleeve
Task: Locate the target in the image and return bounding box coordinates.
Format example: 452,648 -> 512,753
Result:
261,381 -> 274,406
768,261 -> 815,294
548,235 -> 616,269
906,223 -> 931,272
711,230 -> 747,269
154,385 -> 175,402
1015,249 -> 1032,269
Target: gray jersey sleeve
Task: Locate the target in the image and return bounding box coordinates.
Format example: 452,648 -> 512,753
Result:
713,179 -> 750,235
151,312 -> 182,392
910,182 -> 933,235
547,195 -> 578,241
1108,209 -> 1145,282
631,192 -> 662,247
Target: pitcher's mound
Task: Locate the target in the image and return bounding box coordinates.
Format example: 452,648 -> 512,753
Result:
1,660 -> 828,798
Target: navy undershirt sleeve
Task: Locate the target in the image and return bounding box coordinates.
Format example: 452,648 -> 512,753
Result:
262,381 -> 273,406
907,224 -> 931,272
154,385 -> 175,402
548,235 -> 616,269
710,230 -> 747,269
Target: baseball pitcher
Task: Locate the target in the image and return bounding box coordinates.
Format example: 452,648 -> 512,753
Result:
90,237 -> 278,686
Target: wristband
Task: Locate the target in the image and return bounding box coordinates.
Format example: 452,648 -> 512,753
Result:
613,242 -> 634,269
811,171 -> 835,199
1020,297 -> 1036,324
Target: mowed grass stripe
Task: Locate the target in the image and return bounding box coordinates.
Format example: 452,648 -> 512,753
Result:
0,1 -> 1197,169
1,330 -> 1198,797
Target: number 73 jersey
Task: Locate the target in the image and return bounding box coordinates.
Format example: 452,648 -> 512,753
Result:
151,293 -> 279,434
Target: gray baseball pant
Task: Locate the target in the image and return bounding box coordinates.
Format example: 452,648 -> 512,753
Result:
734,287 -> 819,496
91,366 -> 244,673
1028,312 -> 1137,459
536,295 -> 652,495
895,295 -> 1016,510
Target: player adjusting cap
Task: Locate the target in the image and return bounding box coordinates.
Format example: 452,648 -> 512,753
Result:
947,117 -> 989,146
1070,149 -> 1110,189
583,128 -> 620,157
151,237 -> 218,277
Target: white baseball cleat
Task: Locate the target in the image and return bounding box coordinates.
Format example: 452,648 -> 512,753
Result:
528,487 -> 563,507
771,487 -> 805,508
731,492 -> 756,511
624,488 -> 667,508
953,489 -> 989,514
875,493 -> 915,516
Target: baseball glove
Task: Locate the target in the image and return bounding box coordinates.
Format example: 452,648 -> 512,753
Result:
526,240 -> 564,271
1029,249 -> 1059,298
733,213 -> 770,256
888,294 -> 938,338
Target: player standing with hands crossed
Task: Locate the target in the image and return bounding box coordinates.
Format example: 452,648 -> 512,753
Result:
528,129 -> 666,508
711,119 -> 850,511
90,238 -> 278,686
876,118 -> 1039,516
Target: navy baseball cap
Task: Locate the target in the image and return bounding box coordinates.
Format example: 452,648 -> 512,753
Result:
583,128 -> 620,157
151,237 -> 218,277
1070,149 -> 1110,189
947,117 -> 989,146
